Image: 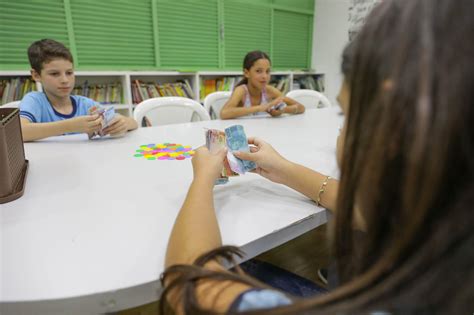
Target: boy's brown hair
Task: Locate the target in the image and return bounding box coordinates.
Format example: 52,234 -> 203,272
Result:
27,39 -> 74,74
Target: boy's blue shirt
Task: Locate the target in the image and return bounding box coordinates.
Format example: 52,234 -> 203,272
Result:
19,91 -> 96,123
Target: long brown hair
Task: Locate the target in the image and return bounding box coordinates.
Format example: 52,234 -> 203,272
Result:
161,0 -> 474,313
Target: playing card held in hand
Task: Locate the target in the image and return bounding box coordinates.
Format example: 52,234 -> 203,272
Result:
88,104 -> 116,138
205,125 -> 256,185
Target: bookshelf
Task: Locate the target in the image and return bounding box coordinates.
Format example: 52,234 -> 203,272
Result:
291,71 -> 326,92
129,72 -> 197,109
0,70 -> 325,117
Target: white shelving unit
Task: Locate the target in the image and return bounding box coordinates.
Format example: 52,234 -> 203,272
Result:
0,70 -> 325,117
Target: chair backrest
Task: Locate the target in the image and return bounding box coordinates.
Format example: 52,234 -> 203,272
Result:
286,89 -> 332,109
133,97 -> 210,127
203,91 -> 232,119
1,101 -> 21,108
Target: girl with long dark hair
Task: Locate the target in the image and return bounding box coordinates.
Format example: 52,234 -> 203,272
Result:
162,0 -> 474,313
220,51 -> 305,119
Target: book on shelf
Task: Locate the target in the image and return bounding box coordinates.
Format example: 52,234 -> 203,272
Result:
293,75 -> 325,92
200,77 -> 240,100
131,79 -> 195,104
73,82 -> 123,104
0,78 -> 37,105
270,77 -> 290,95
204,79 -> 216,98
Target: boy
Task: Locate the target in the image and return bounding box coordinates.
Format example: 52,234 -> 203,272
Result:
19,39 -> 137,142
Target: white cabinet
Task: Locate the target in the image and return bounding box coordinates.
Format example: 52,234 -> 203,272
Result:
0,70 -> 325,117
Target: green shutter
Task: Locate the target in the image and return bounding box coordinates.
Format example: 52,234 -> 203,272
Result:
0,0 -> 70,70
71,0 -> 155,69
273,0 -> 314,11
156,0 -> 219,69
272,10 -> 312,69
0,0 -> 314,71
223,1 -> 271,69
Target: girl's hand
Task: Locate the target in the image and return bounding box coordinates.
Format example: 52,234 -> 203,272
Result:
192,146 -> 228,184
259,102 -> 275,113
268,108 -> 284,117
234,137 -> 292,184
259,96 -> 284,113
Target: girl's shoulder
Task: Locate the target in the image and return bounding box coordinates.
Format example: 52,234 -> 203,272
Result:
265,84 -> 281,93
265,85 -> 282,97
232,85 -> 247,96
234,84 -> 247,93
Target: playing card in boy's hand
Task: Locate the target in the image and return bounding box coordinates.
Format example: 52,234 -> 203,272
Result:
88,104 -> 116,138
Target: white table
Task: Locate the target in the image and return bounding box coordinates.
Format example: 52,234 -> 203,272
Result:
0,108 -> 343,314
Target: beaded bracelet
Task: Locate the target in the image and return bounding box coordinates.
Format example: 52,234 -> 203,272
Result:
316,176 -> 331,207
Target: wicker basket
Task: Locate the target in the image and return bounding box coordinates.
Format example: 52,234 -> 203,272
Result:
0,107 -> 29,204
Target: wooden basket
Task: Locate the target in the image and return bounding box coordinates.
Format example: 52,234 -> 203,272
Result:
0,107 -> 28,204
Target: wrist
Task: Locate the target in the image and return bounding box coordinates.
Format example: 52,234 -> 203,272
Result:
285,106 -> 298,114
193,173 -> 217,188
63,118 -> 76,133
278,160 -> 297,186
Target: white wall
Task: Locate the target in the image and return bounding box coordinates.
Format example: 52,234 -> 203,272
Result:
312,0 -> 350,105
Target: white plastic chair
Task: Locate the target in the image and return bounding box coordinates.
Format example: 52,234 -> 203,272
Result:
1,101 -> 21,108
286,89 -> 332,109
133,97 -> 210,127
203,91 -> 232,120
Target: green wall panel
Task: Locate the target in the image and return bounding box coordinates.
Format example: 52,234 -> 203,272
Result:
0,0 -> 70,69
273,10 -> 312,69
273,0 -> 314,11
71,0 -> 155,69
0,0 -> 314,70
157,0 -> 219,68
223,0 -> 271,69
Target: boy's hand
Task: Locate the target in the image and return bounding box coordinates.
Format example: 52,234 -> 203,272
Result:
103,114 -> 128,136
69,114 -> 103,134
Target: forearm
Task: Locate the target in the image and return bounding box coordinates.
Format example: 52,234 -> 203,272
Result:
21,120 -> 74,142
221,106 -> 262,119
282,162 -> 338,212
165,177 -> 222,267
283,104 -> 305,115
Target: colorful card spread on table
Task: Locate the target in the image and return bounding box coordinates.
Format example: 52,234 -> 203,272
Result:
133,143 -> 195,160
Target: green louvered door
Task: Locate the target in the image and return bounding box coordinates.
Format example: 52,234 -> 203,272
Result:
71,0 -> 155,69
156,0 -> 219,69
222,1 -> 272,69
0,0 -> 70,70
272,10 -> 313,69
